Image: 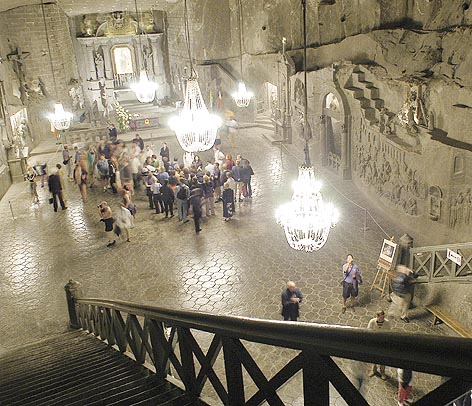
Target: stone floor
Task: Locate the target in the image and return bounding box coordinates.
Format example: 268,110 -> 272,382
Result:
0,126 -> 451,405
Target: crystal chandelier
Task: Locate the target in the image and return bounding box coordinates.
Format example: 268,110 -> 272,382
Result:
48,103 -> 73,131
41,0 -> 73,131
232,0 -> 253,108
275,0 -> 339,252
169,0 -> 221,152
169,73 -> 222,152
131,70 -> 158,103
276,167 -> 339,252
131,0 -> 158,103
233,82 -> 254,108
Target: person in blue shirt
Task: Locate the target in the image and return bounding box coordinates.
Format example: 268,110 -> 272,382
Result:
341,254 -> 362,313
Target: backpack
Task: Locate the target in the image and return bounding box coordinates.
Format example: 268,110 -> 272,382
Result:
177,186 -> 188,200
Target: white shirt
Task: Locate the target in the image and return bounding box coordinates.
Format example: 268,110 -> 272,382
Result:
130,157 -> 140,174
205,163 -> 214,175
367,318 -> 391,331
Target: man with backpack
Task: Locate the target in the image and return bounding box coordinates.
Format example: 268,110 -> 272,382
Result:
176,181 -> 190,223
390,265 -> 417,323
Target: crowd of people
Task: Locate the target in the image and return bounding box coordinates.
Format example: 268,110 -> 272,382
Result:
26,131 -> 255,245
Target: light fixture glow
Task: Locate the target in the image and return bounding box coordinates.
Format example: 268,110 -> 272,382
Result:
48,103 -> 73,131
232,81 -> 254,107
169,76 -> 222,152
276,166 -> 339,252
130,70 -> 158,103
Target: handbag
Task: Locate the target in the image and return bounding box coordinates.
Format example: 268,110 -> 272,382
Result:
63,159 -> 69,165
48,197 -> 54,204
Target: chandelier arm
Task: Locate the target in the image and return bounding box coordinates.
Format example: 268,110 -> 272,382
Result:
40,0 -> 58,100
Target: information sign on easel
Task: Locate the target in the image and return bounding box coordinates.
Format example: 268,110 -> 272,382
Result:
371,238 -> 399,297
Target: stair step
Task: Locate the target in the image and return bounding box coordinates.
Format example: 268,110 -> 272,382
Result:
2,357 -> 137,404
344,86 -> 364,98
1,345 -> 118,388
96,384 -> 184,406
40,371 -> 148,406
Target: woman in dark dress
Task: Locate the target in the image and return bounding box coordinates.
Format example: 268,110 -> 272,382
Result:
222,182 -> 234,222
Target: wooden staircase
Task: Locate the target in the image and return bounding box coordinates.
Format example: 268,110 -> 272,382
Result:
0,331 -> 205,406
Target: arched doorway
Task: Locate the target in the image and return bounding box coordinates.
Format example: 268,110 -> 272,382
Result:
321,91 -> 351,179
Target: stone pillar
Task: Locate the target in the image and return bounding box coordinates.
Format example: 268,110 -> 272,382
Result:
399,233 -> 414,267
64,279 -> 83,329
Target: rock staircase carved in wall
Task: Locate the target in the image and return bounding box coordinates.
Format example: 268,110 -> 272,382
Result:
344,66 -> 417,152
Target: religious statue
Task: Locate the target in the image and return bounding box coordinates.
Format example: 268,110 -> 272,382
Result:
80,14 -> 99,36
141,11 -> 156,33
68,79 -> 85,113
94,51 -> 105,80
143,42 -> 154,75
96,11 -> 137,36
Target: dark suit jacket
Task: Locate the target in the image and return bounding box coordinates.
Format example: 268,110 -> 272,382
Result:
48,174 -> 62,194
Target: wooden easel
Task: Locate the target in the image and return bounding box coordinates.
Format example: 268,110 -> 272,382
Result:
370,264 -> 390,298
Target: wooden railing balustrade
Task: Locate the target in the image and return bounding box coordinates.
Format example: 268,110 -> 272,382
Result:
65,288 -> 472,406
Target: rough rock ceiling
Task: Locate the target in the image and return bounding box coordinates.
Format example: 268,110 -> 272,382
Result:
0,0 -> 174,15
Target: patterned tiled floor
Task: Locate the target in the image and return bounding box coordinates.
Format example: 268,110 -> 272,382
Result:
0,127 -> 450,405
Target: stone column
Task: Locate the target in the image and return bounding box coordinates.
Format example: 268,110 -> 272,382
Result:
399,233 -> 414,267
320,114 -> 328,166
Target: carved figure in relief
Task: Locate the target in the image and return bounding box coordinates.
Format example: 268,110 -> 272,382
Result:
80,14 -> 99,36
465,189 -> 471,225
143,41 -> 154,75
449,198 -> 458,228
404,198 -> 417,216
428,186 -> 442,221
141,11 -> 156,33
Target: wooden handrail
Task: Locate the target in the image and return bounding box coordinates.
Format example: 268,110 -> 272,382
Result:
75,297 -> 472,379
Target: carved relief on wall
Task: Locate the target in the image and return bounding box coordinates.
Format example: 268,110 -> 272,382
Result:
79,11 -> 158,37
397,83 -> 429,134
9,108 -> 31,158
448,189 -> 472,229
352,115 -> 428,217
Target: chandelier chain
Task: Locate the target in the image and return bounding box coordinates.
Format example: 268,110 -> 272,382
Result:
40,0 -> 58,100
237,0 -> 244,81
134,0 -> 144,70
183,0 -> 196,77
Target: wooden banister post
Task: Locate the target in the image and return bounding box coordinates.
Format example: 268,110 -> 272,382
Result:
64,279 -> 82,329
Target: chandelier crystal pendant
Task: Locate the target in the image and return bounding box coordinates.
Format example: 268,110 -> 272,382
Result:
48,103 -> 73,131
276,167 -> 339,252
169,72 -> 222,152
131,0 -> 158,103
168,0 -> 221,152
41,0 -> 73,131
131,70 -> 158,103
232,0 -> 253,108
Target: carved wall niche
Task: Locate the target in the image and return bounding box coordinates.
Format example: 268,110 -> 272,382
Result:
429,186 -> 442,221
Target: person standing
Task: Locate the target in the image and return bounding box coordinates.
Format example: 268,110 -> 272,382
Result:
160,179 -> 175,218
222,182 -> 234,222
203,175 -> 215,216
281,281 -> 303,321
108,123 -> 117,142
62,145 -> 73,180
160,142 -> 170,161
367,310 -> 391,380
176,181 -> 190,223
74,161 -> 88,203
341,254 -> 362,313
98,201 -> 115,247
151,177 -> 164,214
97,154 -> 110,192
189,187 -> 203,233
390,265 -> 417,323
240,159 -> 254,198
115,204 -> 133,243
132,134 -> 144,151
397,369 -> 413,406
48,169 -> 67,212
25,169 -> 39,204
33,161 -> 47,188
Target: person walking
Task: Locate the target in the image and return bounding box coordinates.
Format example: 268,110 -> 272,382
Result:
98,201 -> 115,247
74,161 -> 88,202
189,187 -> 203,233
203,175 -> 215,216
240,159 -> 254,198
341,254 -> 362,313
390,265 -> 417,323
397,369 -> 413,406
97,154 -> 110,192
114,204 -> 133,243
367,310 -> 391,380
25,168 -> 39,204
33,161 -> 48,188
160,179 -> 175,218
48,168 -> 67,212
281,281 -> 303,321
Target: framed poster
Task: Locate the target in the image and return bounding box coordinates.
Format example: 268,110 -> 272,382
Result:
378,239 -> 398,270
